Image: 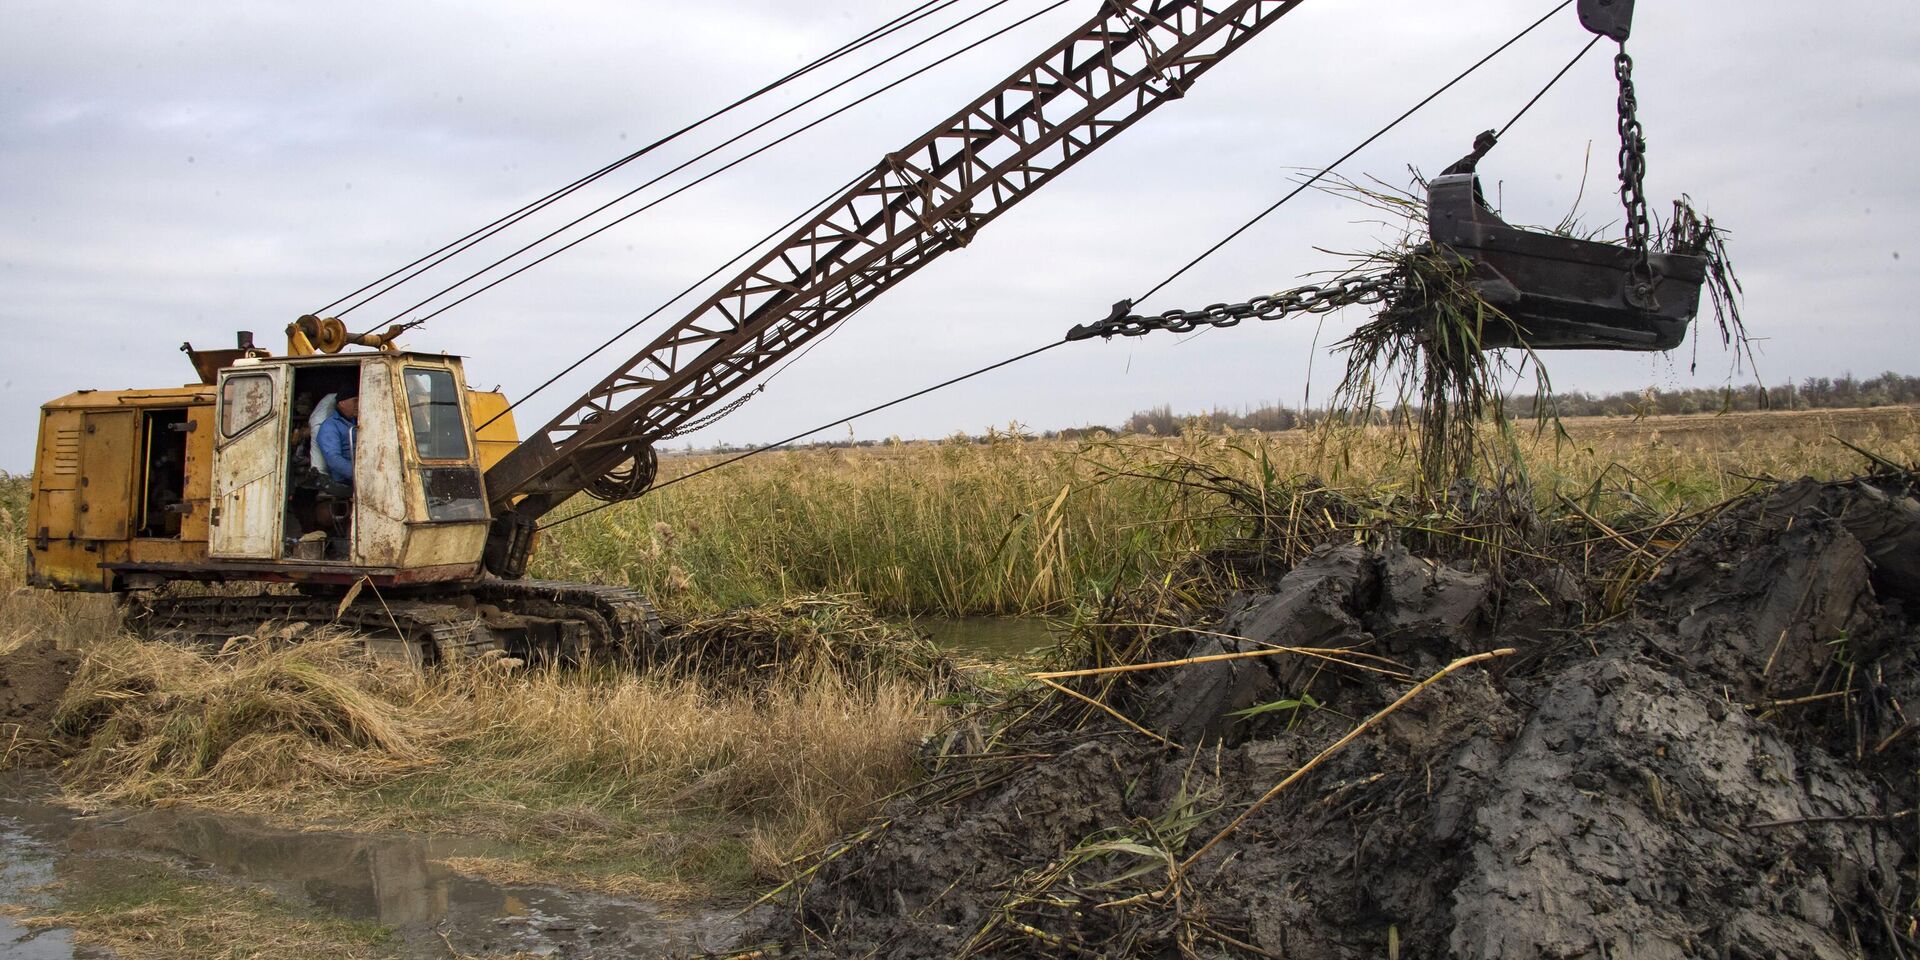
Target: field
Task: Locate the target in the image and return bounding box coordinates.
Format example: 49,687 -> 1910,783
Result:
539,406 -> 1920,616
1,405 -> 1916,958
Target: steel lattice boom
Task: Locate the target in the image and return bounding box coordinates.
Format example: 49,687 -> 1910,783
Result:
485,0 -> 1308,525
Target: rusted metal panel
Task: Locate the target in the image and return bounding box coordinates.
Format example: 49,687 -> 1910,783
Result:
180,404 -> 215,541
31,407 -> 83,553
126,538 -> 208,567
27,540 -> 111,591
352,361 -> 409,567
76,410 -> 137,540
36,410 -> 82,492
106,558 -> 479,587
209,365 -> 286,560
399,521 -> 488,569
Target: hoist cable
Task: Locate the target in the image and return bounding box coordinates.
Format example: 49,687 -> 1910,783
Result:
1498,33 -> 1602,139
371,0 -> 1066,335
473,168 -> 869,433
313,0 -> 960,318
1129,0 -> 1574,308
537,338 -> 1068,530
532,0 -> 1597,532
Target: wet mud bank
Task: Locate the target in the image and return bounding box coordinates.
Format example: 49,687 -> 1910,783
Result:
0,774 -> 747,959
769,476 -> 1920,958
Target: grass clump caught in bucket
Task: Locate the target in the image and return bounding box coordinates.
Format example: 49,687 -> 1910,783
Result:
1316,175 -> 1752,494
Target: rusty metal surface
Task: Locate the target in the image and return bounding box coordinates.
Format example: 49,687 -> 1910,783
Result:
105,559 -> 480,587
208,365 -> 286,559
353,360 -> 409,566
28,388 -> 220,591
74,411 -> 137,541
483,0 -> 1310,523
180,404 -> 214,541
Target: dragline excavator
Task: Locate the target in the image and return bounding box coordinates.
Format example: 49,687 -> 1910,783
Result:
25,0 -> 1703,662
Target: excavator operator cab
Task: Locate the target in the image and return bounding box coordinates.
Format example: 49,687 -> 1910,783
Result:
207,352 -> 492,581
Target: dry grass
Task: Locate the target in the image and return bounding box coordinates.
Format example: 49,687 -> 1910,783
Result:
44,606 -> 942,897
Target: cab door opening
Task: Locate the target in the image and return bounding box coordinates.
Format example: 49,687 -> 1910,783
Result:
136,409 -> 190,538
287,363 -> 363,561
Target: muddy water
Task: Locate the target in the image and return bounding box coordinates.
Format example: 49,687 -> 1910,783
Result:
0,774 -> 747,959
909,617 -> 1055,658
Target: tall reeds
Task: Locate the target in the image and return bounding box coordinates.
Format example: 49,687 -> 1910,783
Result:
531,409 -> 1919,618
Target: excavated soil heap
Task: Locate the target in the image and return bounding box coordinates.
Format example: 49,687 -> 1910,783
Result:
772,477 -> 1919,958
0,636 -> 80,762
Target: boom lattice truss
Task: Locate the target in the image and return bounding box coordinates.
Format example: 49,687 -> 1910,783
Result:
485,0 -> 1307,520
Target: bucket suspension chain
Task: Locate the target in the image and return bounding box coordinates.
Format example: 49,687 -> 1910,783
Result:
1067,272 -> 1400,341
1614,43 -> 1652,253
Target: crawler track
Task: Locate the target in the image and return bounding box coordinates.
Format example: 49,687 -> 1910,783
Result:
125,579 -> 661,665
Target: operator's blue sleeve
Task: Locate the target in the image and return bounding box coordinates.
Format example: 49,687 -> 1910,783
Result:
316,415 -> 355,482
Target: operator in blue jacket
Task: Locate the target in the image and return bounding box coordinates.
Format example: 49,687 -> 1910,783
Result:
316,389 -> 359,485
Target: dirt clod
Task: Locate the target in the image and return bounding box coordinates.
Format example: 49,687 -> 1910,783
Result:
770,476 -> 1920,959
0,636 -> 79,764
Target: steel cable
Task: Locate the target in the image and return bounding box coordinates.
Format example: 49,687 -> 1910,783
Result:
313,0 -> 961,318
368,0 -> 1068,336
1129,0 -> 1576,308
527,0 -> 1595,530
537,338 -> 1069,530
469,0 -> 1072,432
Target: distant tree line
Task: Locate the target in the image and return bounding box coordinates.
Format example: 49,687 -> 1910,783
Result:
1084,371 -> 1920,438
679,372 -> 1919,452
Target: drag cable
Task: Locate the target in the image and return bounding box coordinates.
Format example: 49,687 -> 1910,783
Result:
1130,0 -> 1574,308
537,337 -> 1068,530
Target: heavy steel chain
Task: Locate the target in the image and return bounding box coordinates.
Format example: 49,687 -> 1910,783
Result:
1067,271 -> 1399,341
1614,45 -> 1652,253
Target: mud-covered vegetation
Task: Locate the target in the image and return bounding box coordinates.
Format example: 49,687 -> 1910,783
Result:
756,466 -> 1920,959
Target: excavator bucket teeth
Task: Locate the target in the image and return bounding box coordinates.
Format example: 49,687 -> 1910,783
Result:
1426,171 -> 1706,352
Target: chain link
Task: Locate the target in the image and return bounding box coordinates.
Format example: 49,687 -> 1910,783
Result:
656,384 -> 765,441
1614,47 -> 1652,253
1067,272 -> 1398,341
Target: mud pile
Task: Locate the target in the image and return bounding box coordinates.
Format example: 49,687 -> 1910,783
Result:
771,477 -> 1919,958
0,636 -> 79,762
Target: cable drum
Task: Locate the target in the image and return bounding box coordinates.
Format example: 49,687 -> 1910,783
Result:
585,442 -> 660,503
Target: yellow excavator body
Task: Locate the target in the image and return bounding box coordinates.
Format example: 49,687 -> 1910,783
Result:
26,350 -> 518,594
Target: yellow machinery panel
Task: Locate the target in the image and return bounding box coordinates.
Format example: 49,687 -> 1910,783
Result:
76,410 -> 138,541
27,357 -> 512,592
28,386 -> 216,591
466,390 -> 519,474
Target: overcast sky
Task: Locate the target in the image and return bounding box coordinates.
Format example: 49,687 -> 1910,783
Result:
3,0 -> 1915,471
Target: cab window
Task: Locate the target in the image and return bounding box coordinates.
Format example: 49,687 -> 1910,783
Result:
220,373 -> 275,438
402,367 -> 469,460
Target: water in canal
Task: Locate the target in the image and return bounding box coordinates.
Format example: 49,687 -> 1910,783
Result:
907,616 -> 1058,659
0,773 -> 749,959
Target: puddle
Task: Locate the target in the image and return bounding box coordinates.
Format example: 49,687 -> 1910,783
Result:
0,774 -> 748,958
907,617 -> 1056,658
